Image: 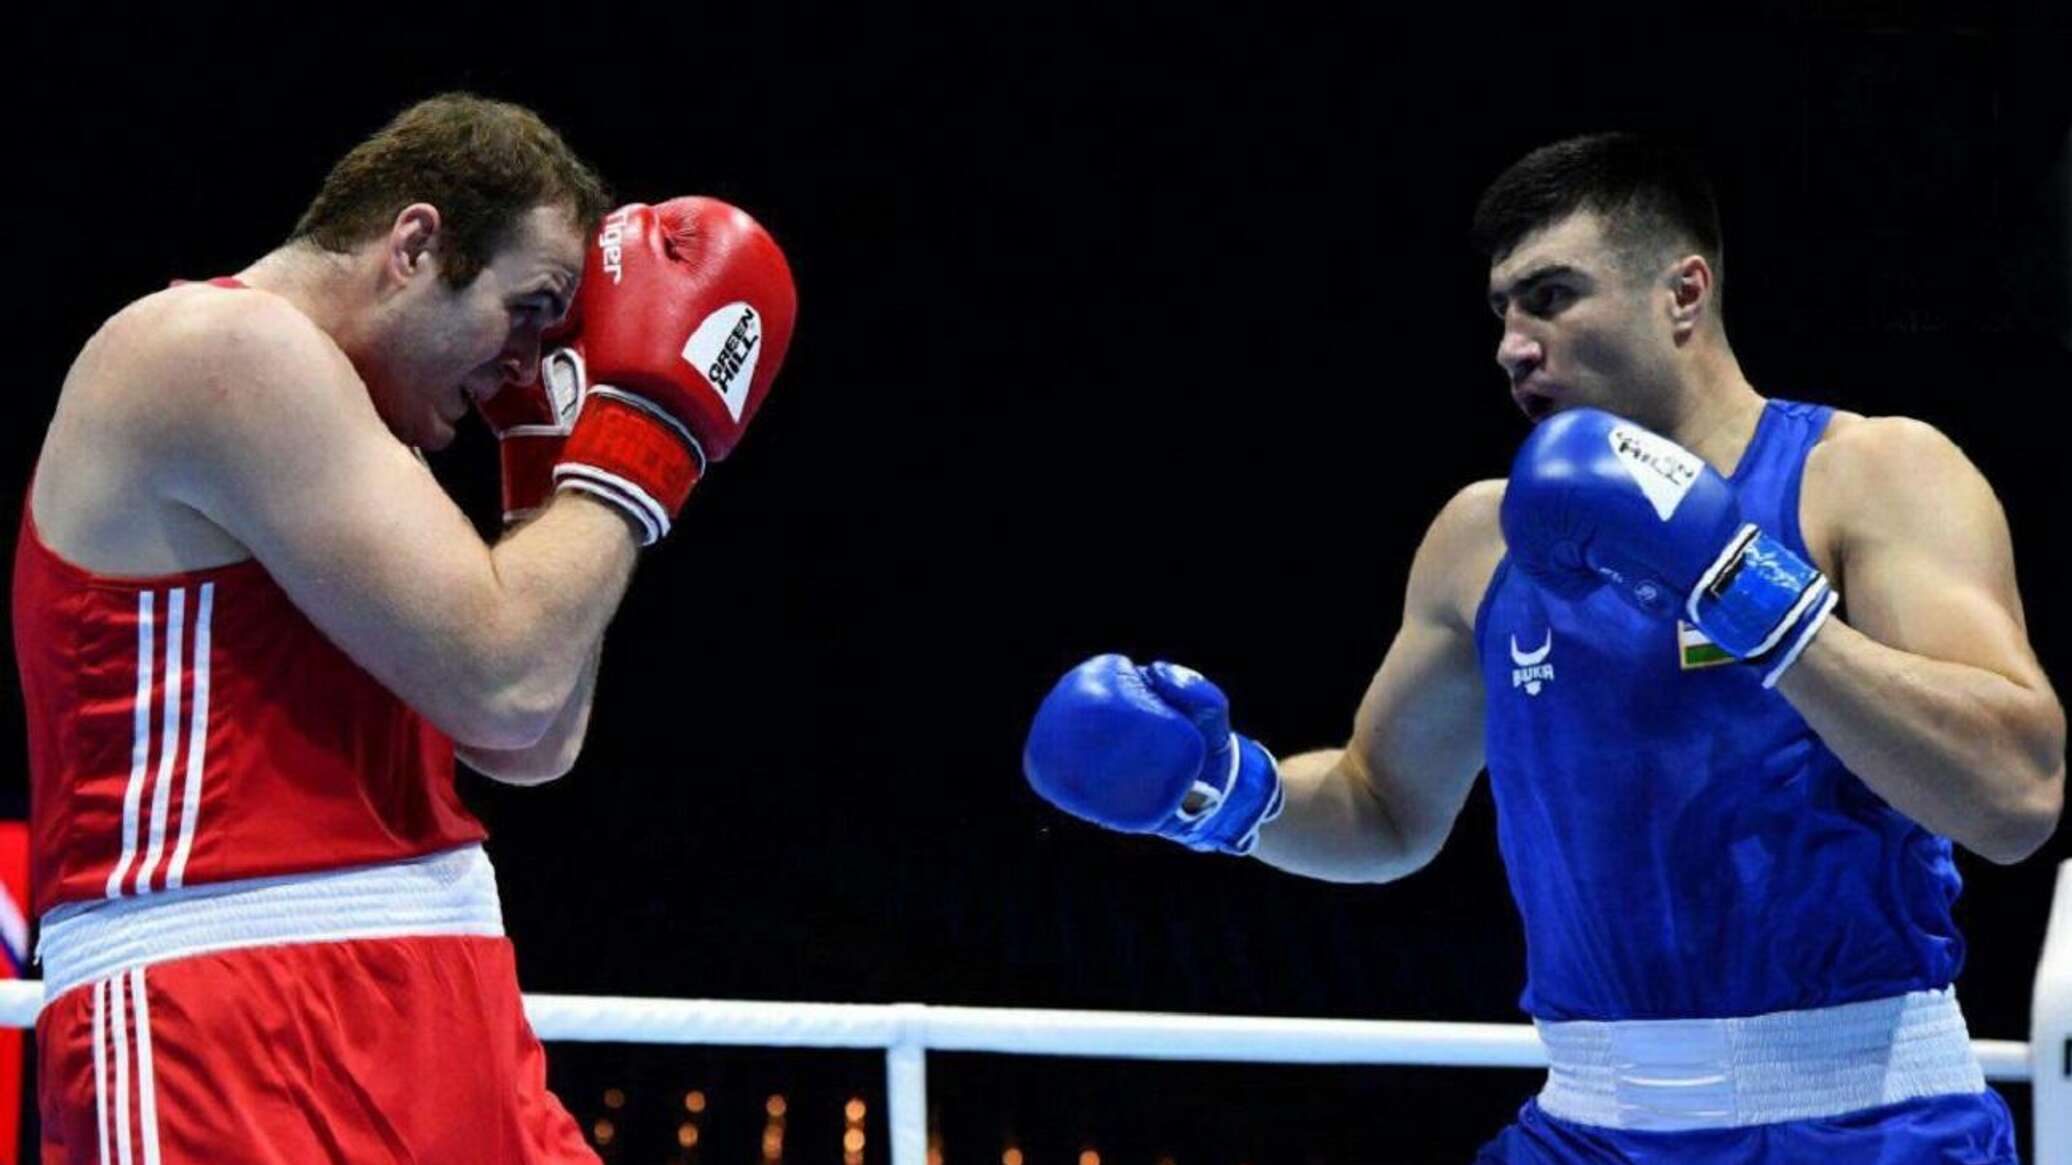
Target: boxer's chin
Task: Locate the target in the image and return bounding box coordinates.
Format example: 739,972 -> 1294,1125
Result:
418,415 -> 458,452
1513,388 -> 1558,422
464,367 -> 505,401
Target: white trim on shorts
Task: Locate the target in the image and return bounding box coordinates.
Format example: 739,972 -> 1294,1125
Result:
39,844 -> 506,1004
1534,987 -> 1986,1131
88,966 -> 167,1165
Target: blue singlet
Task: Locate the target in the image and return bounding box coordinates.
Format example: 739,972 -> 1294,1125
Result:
1468,399 -> 2014,1162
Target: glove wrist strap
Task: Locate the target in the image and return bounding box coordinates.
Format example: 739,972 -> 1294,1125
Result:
554,387 -> 708,545
498,435 -> 567,525
1687,524 -> 1831,660
1759,586 -> 1839,689
1173,735 -> 1283,856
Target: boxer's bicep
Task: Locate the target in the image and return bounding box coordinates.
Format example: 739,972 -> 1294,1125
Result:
1827,419 -> 2050,692
1344,482 -> 1499,861
1805,419 -> 2064,849
154,296 -> 535,744
1344,614 -> 1485,860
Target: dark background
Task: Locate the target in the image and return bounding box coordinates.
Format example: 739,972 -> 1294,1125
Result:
6,3 -> 2070,1162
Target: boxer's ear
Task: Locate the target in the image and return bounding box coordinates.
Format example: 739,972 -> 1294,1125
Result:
385,203 -> 443,283
1665,254 -> 1714,344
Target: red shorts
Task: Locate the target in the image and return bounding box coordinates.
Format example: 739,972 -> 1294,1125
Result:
36,934 -> 596,1164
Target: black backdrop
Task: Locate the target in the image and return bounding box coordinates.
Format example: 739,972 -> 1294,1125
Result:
6,5 -> 2070,1162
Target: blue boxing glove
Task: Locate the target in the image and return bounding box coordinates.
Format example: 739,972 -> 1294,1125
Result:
1023,654 -> 1284,855
1500,408 -> 1838,687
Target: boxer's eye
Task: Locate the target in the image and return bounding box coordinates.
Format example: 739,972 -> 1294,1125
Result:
1528,286 -> 1574,316
509,295 -> 555,326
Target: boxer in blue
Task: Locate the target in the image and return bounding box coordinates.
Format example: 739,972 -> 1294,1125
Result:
1023,134 -> 2065,1162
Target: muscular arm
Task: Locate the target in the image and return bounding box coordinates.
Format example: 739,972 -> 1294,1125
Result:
156,292 -> 640,751
1252,482 -> 1499,883
1780,418 -> 2066,864
458,638 -> 602,785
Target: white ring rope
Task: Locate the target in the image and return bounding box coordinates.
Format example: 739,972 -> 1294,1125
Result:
0,977 -> 2052,1165
0,977 -> 2037,1076
0,857 -> 2062,1164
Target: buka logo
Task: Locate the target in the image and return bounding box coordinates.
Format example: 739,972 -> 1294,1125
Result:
1510,631 -> 1555,696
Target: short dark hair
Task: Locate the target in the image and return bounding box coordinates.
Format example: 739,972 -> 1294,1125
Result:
291,93 -> 612,288
1471,132 -> 1723,288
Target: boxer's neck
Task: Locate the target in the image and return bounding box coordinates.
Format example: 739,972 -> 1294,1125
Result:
1655,337 -> 1767,477
235,243 -> 367,346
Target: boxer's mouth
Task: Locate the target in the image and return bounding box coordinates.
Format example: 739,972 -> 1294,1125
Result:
1512,385 -> 1557,421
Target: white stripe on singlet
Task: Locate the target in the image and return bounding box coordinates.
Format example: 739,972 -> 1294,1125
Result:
106,591 -> 156,900
165,582 -> 213,891
135,588 -> 186,895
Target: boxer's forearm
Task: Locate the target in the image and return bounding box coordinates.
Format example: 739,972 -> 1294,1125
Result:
458,641 -> 602,785
1251,749 -> 1440,883
466,494 -> 638,743
1776,616 -> 2065,863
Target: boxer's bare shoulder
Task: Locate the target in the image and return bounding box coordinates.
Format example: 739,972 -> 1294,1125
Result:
1410,478 -> 1508,632
1800,408 -> 1962,498
1797,408 -> 1979,583
35,284 -> 370,575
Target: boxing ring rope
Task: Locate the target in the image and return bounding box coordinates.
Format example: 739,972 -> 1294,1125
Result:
0,981 -> 2053,1162
0,857 -> 2063,1162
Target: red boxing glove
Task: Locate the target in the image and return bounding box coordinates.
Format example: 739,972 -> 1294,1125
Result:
552,198 -> 798,544
476,340 -> 584,524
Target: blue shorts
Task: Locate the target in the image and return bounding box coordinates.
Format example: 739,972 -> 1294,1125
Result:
1474,1092 -> 2017,1164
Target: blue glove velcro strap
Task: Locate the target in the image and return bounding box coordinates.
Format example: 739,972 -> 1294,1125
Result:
1169,735 -> 1282,856
1761,585 -> 1839,688
1687,524 -> 1829,660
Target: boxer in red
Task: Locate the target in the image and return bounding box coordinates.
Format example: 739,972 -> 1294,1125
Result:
16,94 -> 797,1162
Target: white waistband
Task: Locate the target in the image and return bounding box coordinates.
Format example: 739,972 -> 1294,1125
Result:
1535,988 -> 1985,1132
36,845 -> 505,1002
